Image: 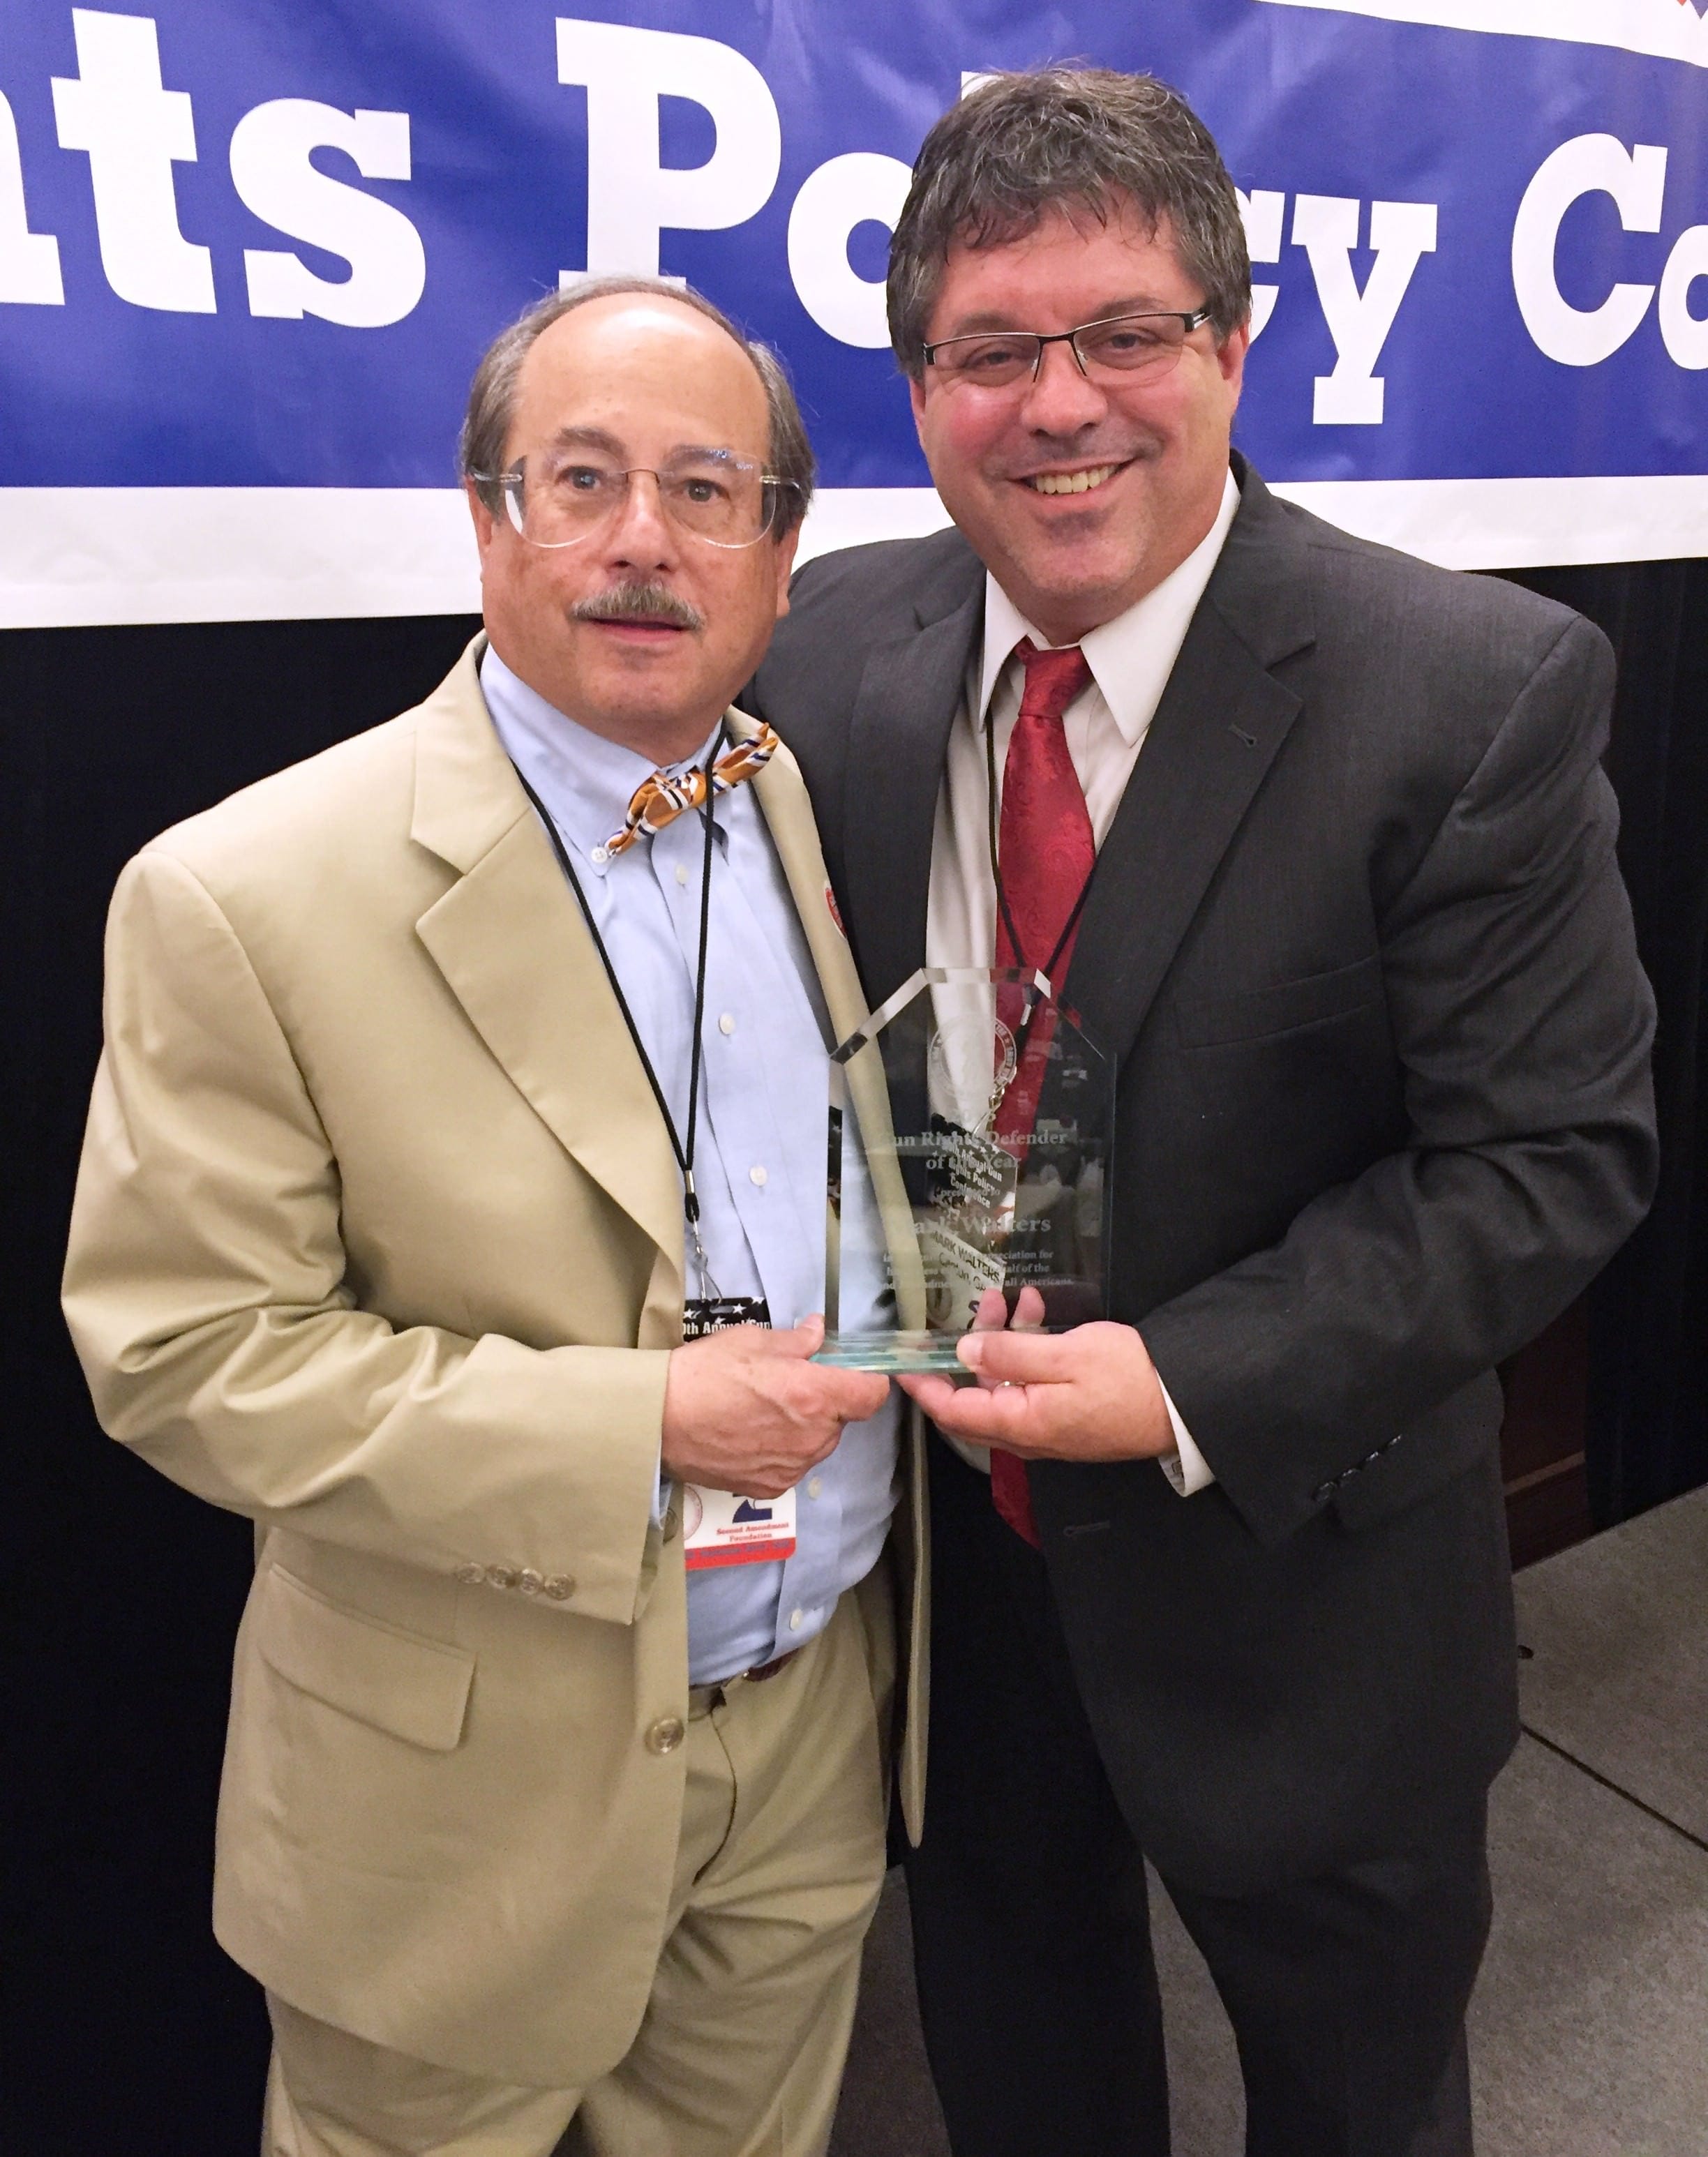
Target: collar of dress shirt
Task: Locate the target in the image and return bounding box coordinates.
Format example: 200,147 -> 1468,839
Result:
976,465 -> 1242,746
479,644 -> 728,871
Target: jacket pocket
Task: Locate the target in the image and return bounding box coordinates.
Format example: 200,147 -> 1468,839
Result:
254,1563 -> 474,1752
1174,954 -> 1383,1048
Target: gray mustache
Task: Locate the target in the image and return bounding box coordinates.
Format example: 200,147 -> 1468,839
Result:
570,581 -> 705,631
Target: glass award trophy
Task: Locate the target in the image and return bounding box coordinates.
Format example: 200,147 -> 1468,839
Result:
815,966 -> 1115,1372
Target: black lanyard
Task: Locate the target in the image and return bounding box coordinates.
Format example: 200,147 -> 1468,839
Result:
512,740 -> 725,1298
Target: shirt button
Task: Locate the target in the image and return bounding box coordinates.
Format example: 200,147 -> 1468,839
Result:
646,1716 -> 686,1755
516,1568 -> 544,1595
485,1564 -> 519,1591
719,1012 -> 735,1035
788,1607 -> 804,1632
675,863 -> 689,885
454,1561 -> 484,1586
749,1164 -> 767,1186
590,845 -> 610,866
543,1574 -> 576,1601
807,1477 -> 823,1500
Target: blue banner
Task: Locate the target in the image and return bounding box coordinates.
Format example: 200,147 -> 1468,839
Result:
2,1 -> 1705,621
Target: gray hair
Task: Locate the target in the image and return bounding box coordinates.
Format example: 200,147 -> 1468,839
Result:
887,68 -> 1252,377
459,276 -> 814,536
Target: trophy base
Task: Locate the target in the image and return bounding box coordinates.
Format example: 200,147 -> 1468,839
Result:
812,1330 -> 973,1374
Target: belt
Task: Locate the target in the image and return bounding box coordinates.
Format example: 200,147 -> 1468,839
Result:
687,1644 -> 804,1715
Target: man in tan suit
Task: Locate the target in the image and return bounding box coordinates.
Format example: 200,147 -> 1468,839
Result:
62,278 -> 920,2157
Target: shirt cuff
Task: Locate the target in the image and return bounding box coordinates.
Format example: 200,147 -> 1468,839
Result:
1156,1382 -> 1217,1496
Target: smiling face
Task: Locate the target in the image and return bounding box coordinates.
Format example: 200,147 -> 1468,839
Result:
470,294 -> 797,766
910,200 -> 1248,644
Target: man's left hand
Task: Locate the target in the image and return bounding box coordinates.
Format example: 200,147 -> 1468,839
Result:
899,1289 -> 1176,1460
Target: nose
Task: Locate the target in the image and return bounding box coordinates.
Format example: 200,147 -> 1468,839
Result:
602,468 -> 678,573
1016,337 -> 1108,438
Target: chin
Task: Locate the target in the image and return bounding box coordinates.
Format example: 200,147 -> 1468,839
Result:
1029,546 -> 1146,608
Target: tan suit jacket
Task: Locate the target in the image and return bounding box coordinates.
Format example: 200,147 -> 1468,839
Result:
61,638 -> 928,2089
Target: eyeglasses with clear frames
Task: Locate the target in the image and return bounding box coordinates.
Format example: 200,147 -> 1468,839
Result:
470,447 -> 800,550
922,307 -> 1215,390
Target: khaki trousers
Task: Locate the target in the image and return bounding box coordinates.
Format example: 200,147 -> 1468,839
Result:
262,1588 -> 889,2157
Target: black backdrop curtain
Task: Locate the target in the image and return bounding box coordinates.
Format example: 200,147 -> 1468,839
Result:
1499,563 -> 1708,1523
6,569 -> 1705,2151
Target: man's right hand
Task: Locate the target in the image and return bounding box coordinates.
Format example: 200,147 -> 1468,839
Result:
660,1314 -> 890,1499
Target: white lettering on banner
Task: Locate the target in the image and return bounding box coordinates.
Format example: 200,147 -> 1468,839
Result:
1512,135 -> 1667,365
1238,188 -> 1285,339
231,103 -> 424,327
1291,194 -> 1438,423
1658,223 -> 1708,370
51,8 -> 214,313
788,151 -> 911,347
0,91 -> 63,304
555,18 -> 781,283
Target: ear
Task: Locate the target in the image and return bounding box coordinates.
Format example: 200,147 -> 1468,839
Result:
467,480 -> 499,569
908,371 -> 928,449
771,522 -> 802,620
1217,319 -> 1252,412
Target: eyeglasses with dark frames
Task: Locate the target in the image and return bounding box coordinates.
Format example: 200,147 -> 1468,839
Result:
922,308 -> 1215,390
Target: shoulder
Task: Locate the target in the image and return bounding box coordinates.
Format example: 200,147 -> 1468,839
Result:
141,710 -> 421,905
750,523 -> 981,746
1252,484 -> 1606,691
1224,482 -> 1613,774
784,523 -> 982,631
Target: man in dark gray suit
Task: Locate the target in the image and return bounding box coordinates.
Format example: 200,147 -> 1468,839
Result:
747,68 -> 1657,2157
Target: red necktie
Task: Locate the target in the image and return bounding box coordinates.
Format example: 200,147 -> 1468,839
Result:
989,638 -> 1095,1547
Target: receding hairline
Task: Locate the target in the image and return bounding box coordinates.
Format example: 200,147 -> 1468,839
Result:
462,273 -> 816,534
507,291 -> 771,434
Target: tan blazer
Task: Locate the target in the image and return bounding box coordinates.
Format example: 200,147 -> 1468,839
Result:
61,638 -> 928,2089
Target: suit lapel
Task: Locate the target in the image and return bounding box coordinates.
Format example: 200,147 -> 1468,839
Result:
410,642 -> 684,1279
1065,469 -> 1315,1067
841,548 -> 984,1003
739,715 -> 869,1049
741,719 -> 929,1332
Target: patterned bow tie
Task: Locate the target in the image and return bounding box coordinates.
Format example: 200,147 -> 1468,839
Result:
604,722 -> 781,857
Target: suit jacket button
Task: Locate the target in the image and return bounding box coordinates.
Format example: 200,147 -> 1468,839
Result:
544,1574 -> 576,1601
646,1717 -> 685,1755
455,1562 -> 484,1586
1312,1482 -> 1335,1503
485,1565 -> 520,1591
516,1568 -> 544,1595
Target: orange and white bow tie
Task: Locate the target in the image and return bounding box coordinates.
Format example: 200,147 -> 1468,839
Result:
604,723 -> 781,857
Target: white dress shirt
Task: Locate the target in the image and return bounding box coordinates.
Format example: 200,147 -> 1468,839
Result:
482,648 -> 899,1683
925,467 -> 1242,1496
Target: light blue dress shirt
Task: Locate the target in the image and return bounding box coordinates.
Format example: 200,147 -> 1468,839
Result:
481,648 -> 899,1685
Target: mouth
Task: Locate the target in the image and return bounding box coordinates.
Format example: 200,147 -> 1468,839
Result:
1021,461 -> 1127,497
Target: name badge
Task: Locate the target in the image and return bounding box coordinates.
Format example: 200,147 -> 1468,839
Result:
682,1482 -> 798,1570
682,1295 -> 772,1340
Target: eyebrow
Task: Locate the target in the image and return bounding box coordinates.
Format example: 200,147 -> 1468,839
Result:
541,425 -> 625,456
936,296 -> 1179,338
538,426 -> 750,465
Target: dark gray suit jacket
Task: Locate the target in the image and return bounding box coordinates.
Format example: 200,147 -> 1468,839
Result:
748,458 -> 1658,1892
